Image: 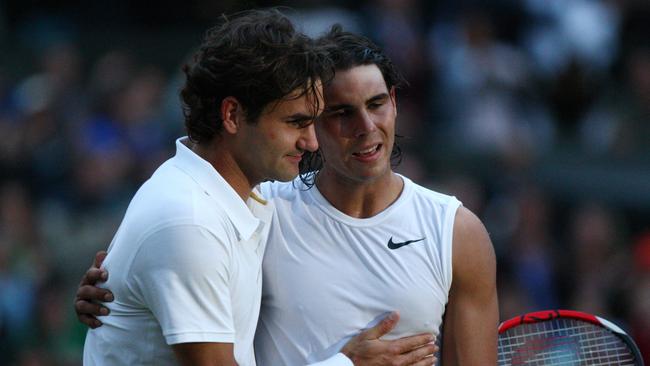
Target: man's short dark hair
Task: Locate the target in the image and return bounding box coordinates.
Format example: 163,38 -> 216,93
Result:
181,9 -> 332,144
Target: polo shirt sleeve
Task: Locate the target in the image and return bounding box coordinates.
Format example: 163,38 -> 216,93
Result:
129,224 -> 235,345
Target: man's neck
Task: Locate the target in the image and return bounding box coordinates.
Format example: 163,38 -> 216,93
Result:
186,139 -> 255,202
315,170 -> 403,219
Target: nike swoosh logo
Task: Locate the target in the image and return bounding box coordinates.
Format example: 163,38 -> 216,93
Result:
387,237 -> 426,250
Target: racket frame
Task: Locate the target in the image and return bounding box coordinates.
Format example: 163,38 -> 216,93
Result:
498,309 -> 644,366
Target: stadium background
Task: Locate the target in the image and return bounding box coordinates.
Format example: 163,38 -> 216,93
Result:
0,0 -> 648,364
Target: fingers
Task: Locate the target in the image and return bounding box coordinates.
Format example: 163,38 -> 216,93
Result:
75,290 -> 110,329
386,333 -> 436,354
80,267 -> 108,287
75,250 -> 111,330
399,343 -> 438,365
93,250 -> 108,268
362,312 -> 400,339
76,284 -> 114,303
409,355 -> 437,366
75,297 -> 110,317
74,284 -> 112,330
78,313 -> 104,329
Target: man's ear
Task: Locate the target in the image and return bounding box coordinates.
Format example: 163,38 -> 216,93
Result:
221,96 -> 244,134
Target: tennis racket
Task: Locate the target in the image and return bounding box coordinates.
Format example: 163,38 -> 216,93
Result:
498,309 -> 644,365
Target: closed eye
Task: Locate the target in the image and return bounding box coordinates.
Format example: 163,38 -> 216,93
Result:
368,102 -> 384,110
367,94 -> 389,110
286,117 -> 314,128
324,108 -> 352,118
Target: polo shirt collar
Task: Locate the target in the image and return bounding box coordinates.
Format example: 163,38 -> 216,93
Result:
172,137 -> 260,241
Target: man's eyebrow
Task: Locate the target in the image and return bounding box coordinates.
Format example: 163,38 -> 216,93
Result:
324,103 -> 353,112
367,93 -> 389,104
284,113 -> 315,122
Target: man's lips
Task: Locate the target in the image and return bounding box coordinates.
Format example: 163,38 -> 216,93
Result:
352,144 -> 382,161
286,154 -> 303,163
352,144 -> 380,156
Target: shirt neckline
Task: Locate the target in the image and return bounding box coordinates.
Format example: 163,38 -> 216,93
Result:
306,174 -> 412,227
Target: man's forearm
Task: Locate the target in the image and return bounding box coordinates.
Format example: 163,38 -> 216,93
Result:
172,342 -> 238,366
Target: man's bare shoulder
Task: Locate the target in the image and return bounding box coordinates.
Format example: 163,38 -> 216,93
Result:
451,206 -> 496,281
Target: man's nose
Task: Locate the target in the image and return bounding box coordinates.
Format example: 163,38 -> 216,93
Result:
298,124 -> 319,152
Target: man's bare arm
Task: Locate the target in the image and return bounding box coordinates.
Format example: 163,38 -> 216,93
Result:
172,342 -> 237,366
441,207 -> 498,365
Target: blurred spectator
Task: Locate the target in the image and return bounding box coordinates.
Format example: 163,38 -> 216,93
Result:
579,45 -> 650,155
563,203 -> 631,317
73,63 -> 170,209
291,6 -> 361,37
508,185 -> 559,310
522,0 -> 620,76
0,182 -> 43,363
428,9 -> 555,158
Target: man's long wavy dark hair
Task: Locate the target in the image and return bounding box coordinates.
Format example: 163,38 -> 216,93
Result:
298,25 -> 408,187
180,9 -> 333,144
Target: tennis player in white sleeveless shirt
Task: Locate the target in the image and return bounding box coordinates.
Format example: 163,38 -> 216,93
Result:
256,175 -> 460,365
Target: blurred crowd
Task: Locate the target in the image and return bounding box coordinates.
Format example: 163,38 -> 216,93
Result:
0,0 -> 648,364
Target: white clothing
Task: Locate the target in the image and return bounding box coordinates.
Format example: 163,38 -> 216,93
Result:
255,175 -> 460,365
83,138 -> 273,366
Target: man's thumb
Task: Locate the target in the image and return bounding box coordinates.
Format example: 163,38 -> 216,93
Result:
362,311 -> 399,340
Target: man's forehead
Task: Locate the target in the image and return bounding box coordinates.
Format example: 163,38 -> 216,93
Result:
325,64 -> 389,102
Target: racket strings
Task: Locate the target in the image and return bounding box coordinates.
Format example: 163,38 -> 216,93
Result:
498,318 -> 637,365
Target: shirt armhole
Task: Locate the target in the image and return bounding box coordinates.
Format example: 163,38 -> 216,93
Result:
443,197 -> 462,298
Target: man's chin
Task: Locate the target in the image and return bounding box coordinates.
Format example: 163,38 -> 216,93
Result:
270,169 -> 299,183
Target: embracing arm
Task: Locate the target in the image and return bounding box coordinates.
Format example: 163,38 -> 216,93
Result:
441,207 -> 498,365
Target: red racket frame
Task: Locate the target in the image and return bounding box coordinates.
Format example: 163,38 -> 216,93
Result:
498,309 -> 644,366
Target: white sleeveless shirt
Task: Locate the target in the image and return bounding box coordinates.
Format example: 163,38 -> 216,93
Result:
255,175 -> 460,365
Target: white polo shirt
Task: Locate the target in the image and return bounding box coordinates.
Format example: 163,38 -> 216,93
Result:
83,138 -> 273,366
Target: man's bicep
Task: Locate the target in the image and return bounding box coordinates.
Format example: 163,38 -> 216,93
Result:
442,207 -> 498,366
172,342 -> 237,366
131,225 -> 236,345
